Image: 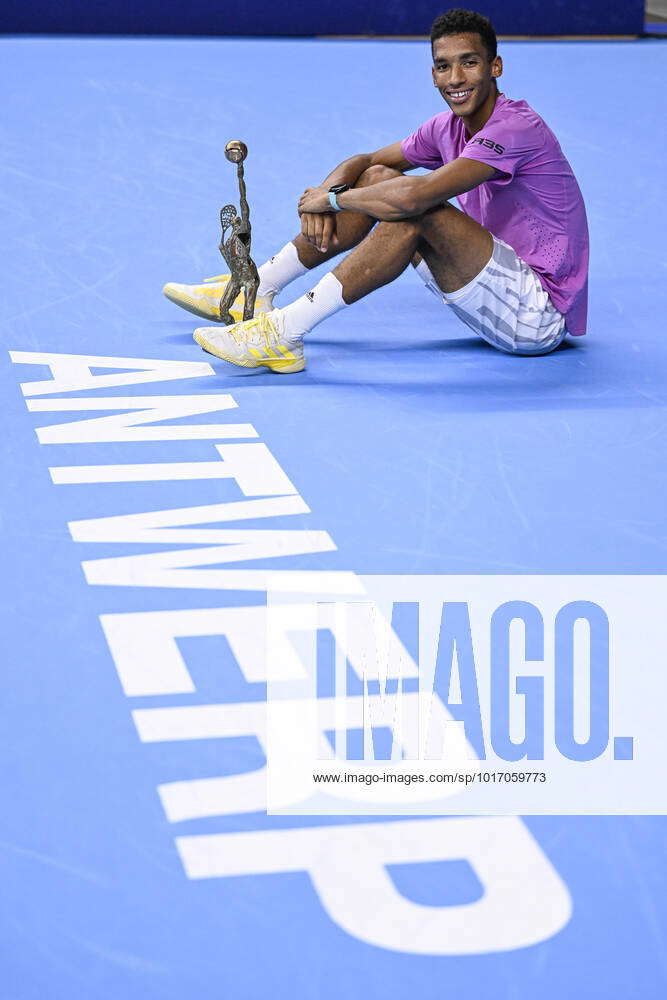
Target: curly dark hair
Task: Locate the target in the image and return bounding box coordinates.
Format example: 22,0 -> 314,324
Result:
430,9 -> 497,61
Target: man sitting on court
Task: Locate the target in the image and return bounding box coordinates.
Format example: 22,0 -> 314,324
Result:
163,7 -> 589,373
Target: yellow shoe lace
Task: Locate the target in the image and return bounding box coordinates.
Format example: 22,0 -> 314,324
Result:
228,312 -> 277,347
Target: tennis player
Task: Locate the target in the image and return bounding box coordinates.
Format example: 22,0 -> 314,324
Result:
163,8 -> 589,373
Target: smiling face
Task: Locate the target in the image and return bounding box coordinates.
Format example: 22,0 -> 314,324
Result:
431,32 -> 503,133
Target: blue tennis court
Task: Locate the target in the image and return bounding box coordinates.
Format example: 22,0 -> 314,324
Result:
2,34 -> 667,999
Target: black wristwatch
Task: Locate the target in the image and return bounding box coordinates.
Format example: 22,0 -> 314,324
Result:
328,183 -> 350,212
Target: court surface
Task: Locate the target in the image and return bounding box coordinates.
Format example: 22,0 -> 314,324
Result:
2,35 -> 667,999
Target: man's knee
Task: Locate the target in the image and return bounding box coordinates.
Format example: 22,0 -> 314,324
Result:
418,202 -> 457,229
355,164 -> 403,188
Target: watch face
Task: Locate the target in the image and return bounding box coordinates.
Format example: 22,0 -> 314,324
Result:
330,184 -> 349,194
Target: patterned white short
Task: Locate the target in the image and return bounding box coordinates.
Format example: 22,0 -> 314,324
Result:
416,236 -> 567,356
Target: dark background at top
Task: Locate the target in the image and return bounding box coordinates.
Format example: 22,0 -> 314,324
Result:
0,0 -> 646,36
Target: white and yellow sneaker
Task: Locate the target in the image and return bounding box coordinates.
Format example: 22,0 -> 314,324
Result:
193,310 -> 305,373
162,273 -> 274,323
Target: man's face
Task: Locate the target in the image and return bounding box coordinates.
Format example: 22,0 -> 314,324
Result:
431,33 -> 502,118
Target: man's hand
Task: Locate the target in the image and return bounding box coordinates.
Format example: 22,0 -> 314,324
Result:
299,186 -> 331,217
299,188 -> 339,253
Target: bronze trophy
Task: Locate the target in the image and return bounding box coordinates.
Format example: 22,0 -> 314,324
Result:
218,140 -> 260,325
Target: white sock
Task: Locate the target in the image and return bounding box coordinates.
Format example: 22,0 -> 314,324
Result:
257,242 -> 309,298
279,272 -> 348,341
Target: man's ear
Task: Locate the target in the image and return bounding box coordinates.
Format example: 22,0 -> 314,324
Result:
491,55 -> 503,80
431,65 -> 438,87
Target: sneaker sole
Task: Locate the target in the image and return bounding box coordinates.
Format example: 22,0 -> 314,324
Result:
193,329 -> 305,373
163,286 -> 244,323
163,285 -> 273,324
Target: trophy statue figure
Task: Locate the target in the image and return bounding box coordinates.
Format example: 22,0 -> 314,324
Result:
218,140 -> 260,325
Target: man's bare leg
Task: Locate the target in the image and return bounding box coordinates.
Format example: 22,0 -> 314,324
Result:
264,201 -> 493,347
333,201 -> 493,302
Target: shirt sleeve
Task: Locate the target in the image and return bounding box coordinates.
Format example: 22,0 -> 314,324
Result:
459,117 -> 545,183
400,115 -> 445,170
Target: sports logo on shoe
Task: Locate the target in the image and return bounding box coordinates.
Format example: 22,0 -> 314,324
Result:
306,290 -> 315,302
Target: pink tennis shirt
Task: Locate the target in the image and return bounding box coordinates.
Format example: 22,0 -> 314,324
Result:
401,94 -> 589,336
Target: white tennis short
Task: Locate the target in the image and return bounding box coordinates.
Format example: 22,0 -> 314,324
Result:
416,236 -> 567,356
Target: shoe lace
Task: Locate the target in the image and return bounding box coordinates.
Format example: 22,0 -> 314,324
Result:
228,312 -> 277,348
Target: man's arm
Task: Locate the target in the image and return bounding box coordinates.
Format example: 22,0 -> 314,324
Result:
300,142 -> 415,252
300,157 -> 496,221
318,141 -> 415,189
